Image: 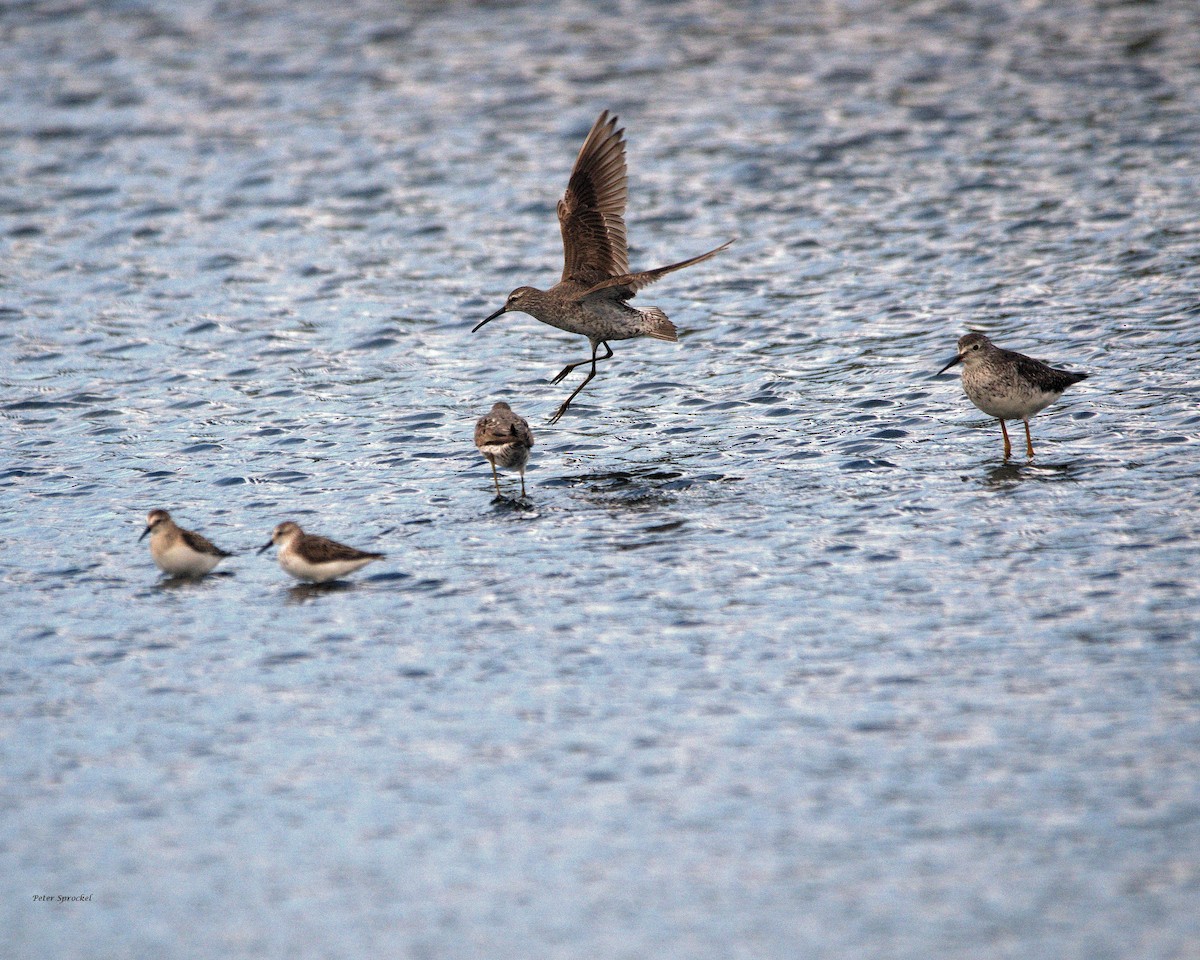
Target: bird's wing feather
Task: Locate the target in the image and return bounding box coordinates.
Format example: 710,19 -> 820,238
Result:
574,239 -> 734,303
475,413 -> 534,448
298,535 -> 384,563
559,111 -> 629,286
181,527 -> 231,558
1010,351 -> 1089,394
513,416 -> 535,448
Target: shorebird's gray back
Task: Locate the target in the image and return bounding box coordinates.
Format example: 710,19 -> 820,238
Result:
475,401 -> 534,461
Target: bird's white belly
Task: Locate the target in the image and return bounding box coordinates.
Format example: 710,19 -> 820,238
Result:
154,541 -> 220,577
279,548 -> 372,583
963,373 -> 1058,421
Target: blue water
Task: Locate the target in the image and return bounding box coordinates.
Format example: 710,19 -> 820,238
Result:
2,1 -> 1199,957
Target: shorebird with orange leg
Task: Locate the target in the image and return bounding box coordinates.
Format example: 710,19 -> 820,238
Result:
940,332 -> 1089,459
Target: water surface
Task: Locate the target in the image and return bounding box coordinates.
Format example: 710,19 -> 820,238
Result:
2,1 -> 1199,957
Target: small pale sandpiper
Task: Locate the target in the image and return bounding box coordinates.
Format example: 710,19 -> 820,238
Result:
140,508 -> 233,577
258,520 -> 385,583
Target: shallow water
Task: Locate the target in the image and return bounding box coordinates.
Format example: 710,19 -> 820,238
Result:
2,1 -> 1199,957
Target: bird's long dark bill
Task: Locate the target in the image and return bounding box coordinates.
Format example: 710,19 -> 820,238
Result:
472,306 -> 506,333
938,354 -> 964,374
257,540 -> 274,554
138,526 -> 152,542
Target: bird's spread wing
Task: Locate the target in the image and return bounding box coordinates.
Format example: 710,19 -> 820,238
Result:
558,111 -> 629,286
574,239 -> 734,303
181,527 -> 231,558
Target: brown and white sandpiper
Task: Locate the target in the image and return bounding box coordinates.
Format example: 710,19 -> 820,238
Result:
140,509 -> 233,577
473,110 -> 733,424
940,332 -> 1089,459
258,521 -> 385,583
474,401 -> 535,498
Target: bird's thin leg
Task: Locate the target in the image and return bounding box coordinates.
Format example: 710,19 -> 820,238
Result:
999,420 -> 1012,459
1023,420 -> 1035,459
551,341 -> 614,384
519,468 -> 527,498
490,461 -> 501,496
549,341 -> 611,424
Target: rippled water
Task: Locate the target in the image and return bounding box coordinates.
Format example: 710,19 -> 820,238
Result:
3,1 -> 1199,956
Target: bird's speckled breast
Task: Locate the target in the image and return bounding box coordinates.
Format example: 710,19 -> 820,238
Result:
521,297 -> 650,342
961,363 -> 1061,421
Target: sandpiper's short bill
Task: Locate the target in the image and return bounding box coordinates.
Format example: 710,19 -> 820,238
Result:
258,521 -> 384,583
474,110 -> 733,424
475,401 -> 535,497
140,508 -> 233,577
940,332 -> 1089,459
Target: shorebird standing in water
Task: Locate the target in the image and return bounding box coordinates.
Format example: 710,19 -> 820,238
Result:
473,110 -> 733,424
258,521 -> 384,583
475,401 -> 534,498
140,509 -> 233,577
939,332 -> 1089,459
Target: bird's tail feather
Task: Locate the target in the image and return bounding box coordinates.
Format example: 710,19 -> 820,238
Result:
640,308 -> 677,342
